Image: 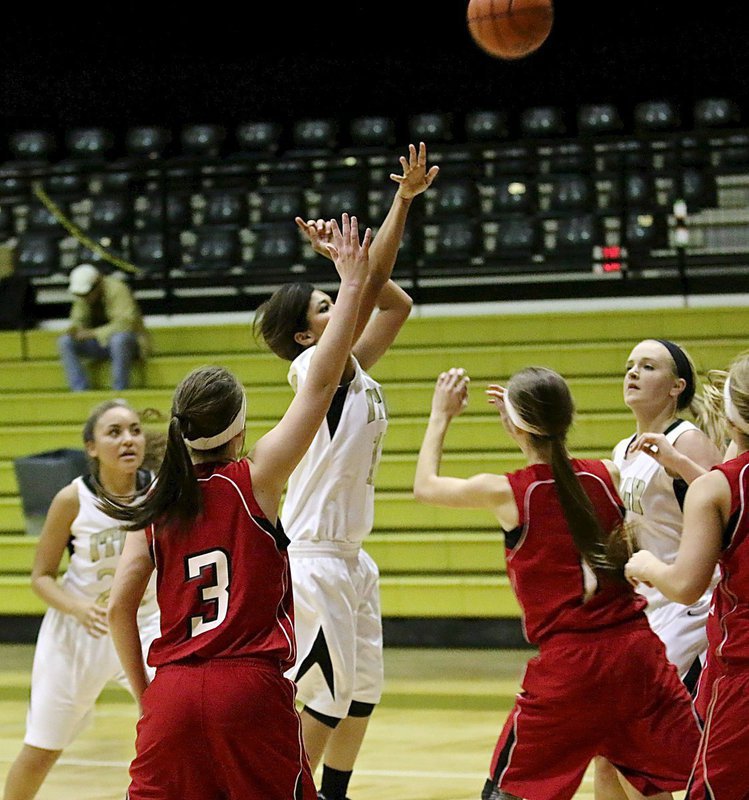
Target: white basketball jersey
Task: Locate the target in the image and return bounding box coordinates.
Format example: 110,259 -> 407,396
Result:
62,475 -> 157,618
282,347 -> 388,547
613,419 -> 699,613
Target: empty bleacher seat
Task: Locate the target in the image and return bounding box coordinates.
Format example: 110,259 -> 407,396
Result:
134,192 -> 192,230
252,222 -> 300,264
182,226 -> 241,272
89,196 -> 130,233
349,116 -> 396,150
180,124 -> 226,158
693,98 -> 740,129
634,100 -> 680,132
423,220 -> 480,262
424,180 -> 478,219
130,232 -> 178,273
43,161 -> 87,196
679,168 -> 716,210
541,175 -> 592,212
315,185 -> 365,220
65,128 -> 114,162
465,110 -> 509,143
9,131 -> 55,162
488,145 -> 534,175
553,214 -> 599,252
255,187 -> 305,223
577,104 -> 623,136
520,107 -> 566,138
486,178 -> 535,214
291,119 -> 338,153
625,211 -> 667,251
15,233 -> 60,276
235,121 -> 283,155
196,190 -> 247,226
125,126 -> 172,160
26,202 -> 65,232
408,113 -> 453,144
491,216 -> 537,254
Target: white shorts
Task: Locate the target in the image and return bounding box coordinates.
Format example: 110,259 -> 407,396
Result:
646,590 -> 711,678
25,606 -> 160,750
286,546 -> 383,720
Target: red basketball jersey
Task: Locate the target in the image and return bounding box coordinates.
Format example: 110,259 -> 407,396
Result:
709,451 -> 749,669
145,459 -> 296,669
505,459 -> 647,644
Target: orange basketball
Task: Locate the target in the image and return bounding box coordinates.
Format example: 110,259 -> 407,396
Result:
467,0 -> 554,60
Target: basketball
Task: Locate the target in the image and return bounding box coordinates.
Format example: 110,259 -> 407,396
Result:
467,0 -> 554,60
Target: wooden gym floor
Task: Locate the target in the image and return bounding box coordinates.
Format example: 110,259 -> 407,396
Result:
0,644 -> 648,800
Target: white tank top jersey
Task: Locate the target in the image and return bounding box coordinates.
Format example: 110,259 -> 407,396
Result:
61,474 -> 158,618
282,347 -> 389,548
613,419 -> 701,613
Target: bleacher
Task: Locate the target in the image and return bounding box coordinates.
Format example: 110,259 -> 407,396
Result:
2,305 -> 747,645
4,97 -> 749,326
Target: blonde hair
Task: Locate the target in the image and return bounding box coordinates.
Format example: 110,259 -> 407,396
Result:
706,351 -> 749,446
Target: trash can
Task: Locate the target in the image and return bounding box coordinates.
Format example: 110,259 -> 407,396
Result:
13,448 -> 89,536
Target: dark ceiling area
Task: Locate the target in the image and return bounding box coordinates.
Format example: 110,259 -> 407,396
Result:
1,2 -> 747,130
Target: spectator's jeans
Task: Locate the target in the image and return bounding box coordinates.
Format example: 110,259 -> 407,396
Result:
58,331 -> 139,391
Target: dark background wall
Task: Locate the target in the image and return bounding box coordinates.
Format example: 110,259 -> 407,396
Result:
1,1 -> 747,132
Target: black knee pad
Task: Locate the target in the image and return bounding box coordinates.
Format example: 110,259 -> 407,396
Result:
304,704 -> 342,729
347,700 -> 375,718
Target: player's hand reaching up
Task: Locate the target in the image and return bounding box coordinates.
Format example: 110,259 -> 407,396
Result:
295,217 -> 336,261
431,368 -> 470,419
391,141 -> 440,200
325,213 -> 372,287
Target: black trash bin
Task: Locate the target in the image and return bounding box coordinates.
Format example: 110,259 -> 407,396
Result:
13,448 -> 89,535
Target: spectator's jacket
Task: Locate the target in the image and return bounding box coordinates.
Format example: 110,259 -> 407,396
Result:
69,275 -> 151,357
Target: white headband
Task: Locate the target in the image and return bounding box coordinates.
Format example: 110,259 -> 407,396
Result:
184,394 -> 247,451
724,377 -> 749,435
503,391 -> 547,437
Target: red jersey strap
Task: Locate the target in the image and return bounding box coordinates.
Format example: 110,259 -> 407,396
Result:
711,451 -> 749,551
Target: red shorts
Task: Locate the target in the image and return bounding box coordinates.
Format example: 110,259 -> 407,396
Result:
127,657 -> 316,800
487,623 -> 701,800
687,668 -> 749,800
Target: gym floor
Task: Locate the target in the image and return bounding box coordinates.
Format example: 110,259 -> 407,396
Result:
0,645 -> 607,800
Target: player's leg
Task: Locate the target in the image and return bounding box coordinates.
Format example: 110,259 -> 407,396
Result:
288,554 -> 358,773
318,703 -> 374,800
318,550 -> 383,799
4,611 -> 119,800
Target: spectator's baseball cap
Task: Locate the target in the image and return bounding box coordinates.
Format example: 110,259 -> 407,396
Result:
69,264 -> 101,295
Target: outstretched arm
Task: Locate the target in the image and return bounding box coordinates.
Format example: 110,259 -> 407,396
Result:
296,142 -> 439,370
624,469 -> 727,604
414,369 -> 513,522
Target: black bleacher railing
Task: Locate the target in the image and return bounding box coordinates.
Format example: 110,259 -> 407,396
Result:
3,100 -> 749,319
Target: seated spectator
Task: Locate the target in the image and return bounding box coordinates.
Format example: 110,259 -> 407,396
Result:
58,264 -> 149,391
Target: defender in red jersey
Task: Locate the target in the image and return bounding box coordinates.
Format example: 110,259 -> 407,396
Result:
415,366 -> 700,800
627,352 -> 749,800
105,214 -> 372,800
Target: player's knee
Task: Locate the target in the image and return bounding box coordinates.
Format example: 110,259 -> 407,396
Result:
347,700 -> 376,718
304,705 -> 342,729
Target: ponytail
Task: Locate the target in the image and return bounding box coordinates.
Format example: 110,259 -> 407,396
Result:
508,367 -> 627,580
547,436 -> 627,578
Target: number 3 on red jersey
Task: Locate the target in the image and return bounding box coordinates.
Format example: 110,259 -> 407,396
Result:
185,549 -> 231,638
